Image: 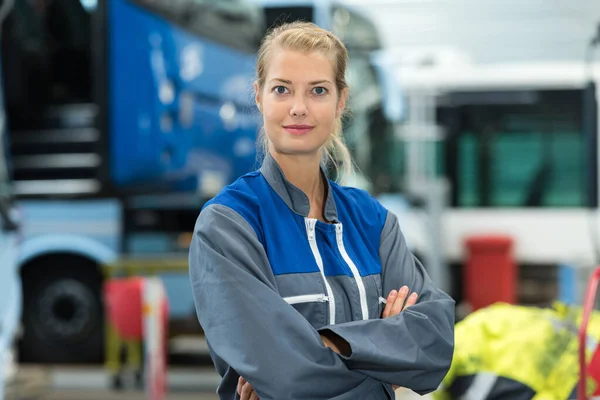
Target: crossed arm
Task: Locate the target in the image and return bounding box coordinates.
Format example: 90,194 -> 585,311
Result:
237,287 -> 420,400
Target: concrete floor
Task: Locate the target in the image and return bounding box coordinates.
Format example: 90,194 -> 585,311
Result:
43,391 -> 219,400
7,365 -> 430,400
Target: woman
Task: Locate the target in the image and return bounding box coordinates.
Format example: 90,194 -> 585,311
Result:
189,22 -> 455,400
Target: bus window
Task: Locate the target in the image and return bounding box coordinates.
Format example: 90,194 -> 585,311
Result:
457,132 -> 480,206
331,5 -> 382,52
447,89 -> 586,208
263,6 -> 314,30
344,54 -> 384,183
130,0 -> 265,53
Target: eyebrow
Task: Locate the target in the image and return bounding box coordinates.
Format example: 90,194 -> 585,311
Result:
269,78 -> 333,85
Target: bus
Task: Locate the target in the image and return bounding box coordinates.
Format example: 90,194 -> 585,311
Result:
391,59 -> 600,305
1,0 -> 264,363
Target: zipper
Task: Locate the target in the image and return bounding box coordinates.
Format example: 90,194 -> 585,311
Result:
305,218 -> 336,325
335,223 -> 369,320
283,293 -> 329,305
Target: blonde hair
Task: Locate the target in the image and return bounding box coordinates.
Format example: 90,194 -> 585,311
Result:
255,21 -> 354,183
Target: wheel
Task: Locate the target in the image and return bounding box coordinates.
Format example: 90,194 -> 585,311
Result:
19,255 -> 104,364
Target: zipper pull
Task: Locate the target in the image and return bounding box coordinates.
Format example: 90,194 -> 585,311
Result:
335,223 -> 343,244
306,218 -> 316,239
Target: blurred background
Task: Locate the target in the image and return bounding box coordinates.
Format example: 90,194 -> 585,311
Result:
0,0 -> 599,399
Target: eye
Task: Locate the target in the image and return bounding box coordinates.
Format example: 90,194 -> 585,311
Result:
312,87 -> 328,96
273,86 -> 289,94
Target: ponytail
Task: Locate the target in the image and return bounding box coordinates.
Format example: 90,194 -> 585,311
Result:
324,115 -> 354,184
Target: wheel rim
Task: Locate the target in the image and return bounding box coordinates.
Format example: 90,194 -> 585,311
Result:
34,279 -> 97,341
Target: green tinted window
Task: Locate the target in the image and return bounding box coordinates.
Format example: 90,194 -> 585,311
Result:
457,132 -> 479,207
450,90 -> 586,208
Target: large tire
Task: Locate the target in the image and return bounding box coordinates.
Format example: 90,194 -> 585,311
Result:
19,255 -> 104,364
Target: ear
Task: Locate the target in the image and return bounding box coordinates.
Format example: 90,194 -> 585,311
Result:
254,81 -> 262,113
336,87 -> 348,118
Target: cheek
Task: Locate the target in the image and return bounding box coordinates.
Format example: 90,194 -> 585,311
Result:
316,105 -> 338,127
262,111 -> 279,133
261,98 -> 281,122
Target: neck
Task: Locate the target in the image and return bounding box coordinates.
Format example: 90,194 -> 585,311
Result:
269,150 -> 324,205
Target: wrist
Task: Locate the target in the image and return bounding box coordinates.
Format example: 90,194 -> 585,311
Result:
320,334 -> 340,353
320,331 -> 351,357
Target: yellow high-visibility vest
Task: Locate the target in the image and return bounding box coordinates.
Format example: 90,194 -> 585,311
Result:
433,302 -> 600,400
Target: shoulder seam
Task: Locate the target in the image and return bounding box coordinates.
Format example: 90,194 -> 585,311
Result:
202,203 -> 261,243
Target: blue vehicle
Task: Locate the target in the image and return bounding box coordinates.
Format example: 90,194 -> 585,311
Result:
0,0 -> 21,394
1,0 -> 264,363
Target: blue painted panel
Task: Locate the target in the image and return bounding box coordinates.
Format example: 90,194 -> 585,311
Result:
109,0 -> 261,192
558,263 -> 577,305
159,273 -> 195,319
17,200 -> 122,264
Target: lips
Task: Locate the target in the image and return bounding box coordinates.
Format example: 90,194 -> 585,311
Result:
283,125 -> 314,136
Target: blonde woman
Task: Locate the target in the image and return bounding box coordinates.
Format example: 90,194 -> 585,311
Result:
189,22 -> 455,400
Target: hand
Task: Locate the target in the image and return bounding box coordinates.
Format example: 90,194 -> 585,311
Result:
320,334 -> 341,353
382,285 -> 418,319
237,376 -> 260,400
382,286 -> 418,391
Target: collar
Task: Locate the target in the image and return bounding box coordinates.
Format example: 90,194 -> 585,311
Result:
259,152 -> 339,223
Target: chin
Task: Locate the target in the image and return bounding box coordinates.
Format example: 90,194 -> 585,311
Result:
273,138 -> 322,155
280,147 -> 320,156
275,143 -> 322,156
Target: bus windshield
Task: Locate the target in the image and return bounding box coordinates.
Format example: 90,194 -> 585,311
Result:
263,5 -> 314,29
331,4 -> 382,51
131,0 -> 265,53
260,2 -> 382,51
442,89 -> 587,208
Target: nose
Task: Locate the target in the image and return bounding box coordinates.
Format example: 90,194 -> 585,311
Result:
289,94 -> 308,117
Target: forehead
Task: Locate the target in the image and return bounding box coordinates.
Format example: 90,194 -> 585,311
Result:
266,49 -> 335,82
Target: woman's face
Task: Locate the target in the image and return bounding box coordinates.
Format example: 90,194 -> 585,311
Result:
255,49 -> 347,157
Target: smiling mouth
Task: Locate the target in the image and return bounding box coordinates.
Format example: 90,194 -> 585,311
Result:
283,125 -> 314,135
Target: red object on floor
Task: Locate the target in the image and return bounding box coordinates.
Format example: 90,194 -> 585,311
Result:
580,266 -> 600,400
104,277 -> 170,340
464,235 -> 517,311
104,277 -> 144,340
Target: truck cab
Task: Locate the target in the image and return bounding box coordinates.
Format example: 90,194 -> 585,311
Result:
1,0 -> 265,364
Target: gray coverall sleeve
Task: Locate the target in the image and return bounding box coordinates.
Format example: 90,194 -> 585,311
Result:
318,210 -> 455,395
189,204 -> 390,400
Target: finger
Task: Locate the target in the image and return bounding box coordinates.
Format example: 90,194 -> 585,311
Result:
250,390 -> 260,400
241,382 -> 254,400
237,377 -> 244,395
403,292 -> 418,310
382,290 -> 398,318
390,286 -> 409,316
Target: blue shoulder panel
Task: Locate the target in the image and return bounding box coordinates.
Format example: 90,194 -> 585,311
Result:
204,173 -> 321,276
203,171 -> 265,245
205,174 -> 388,278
